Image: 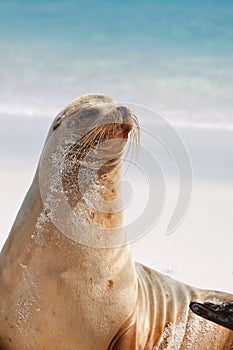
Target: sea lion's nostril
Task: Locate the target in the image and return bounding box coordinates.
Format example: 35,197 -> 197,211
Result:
117,106 -> 133,123
116,106 -> 127,119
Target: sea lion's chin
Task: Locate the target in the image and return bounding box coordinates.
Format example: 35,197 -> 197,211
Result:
84,133 -> 128,172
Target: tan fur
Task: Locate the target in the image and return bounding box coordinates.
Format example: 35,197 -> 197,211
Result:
0,94 -> 232,349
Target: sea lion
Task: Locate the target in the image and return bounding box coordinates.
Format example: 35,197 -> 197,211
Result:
0,94 -> 232,350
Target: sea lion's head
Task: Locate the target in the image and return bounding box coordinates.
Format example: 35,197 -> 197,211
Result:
39,94 -> 139,247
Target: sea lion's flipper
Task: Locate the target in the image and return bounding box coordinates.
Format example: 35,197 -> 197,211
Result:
190,301 -> 233,330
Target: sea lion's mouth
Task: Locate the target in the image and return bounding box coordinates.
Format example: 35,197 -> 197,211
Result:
64,104 -> 139,169
63,123 -> 132,177
89,122 -> 133,147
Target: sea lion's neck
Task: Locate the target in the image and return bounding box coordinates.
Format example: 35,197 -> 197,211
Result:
0,169 -> 138,350
1,167 -> 131,276
60,154 -> 126,247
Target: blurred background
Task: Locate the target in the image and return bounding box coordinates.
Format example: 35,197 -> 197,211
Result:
0,0 -> 232,292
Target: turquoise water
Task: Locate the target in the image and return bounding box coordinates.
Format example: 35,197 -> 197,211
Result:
0,0 -> 233,127
1,0 -> 233,53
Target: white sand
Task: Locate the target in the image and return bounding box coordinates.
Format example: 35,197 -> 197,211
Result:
131,179 -> 233,293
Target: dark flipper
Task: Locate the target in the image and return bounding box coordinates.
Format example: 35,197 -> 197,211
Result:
190,301 -> 233,331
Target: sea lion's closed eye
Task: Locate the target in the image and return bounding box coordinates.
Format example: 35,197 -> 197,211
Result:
80,109 -> 98,120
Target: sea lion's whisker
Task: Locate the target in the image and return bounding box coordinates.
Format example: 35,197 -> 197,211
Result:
77,126 -> 109,162
122,116 -> 140,176
74,127 -> 101,157
98,126 -> 106,145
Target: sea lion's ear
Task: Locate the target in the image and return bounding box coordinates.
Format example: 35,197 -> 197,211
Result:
190,301 -> 233,330
110,321 -> 137,350
53,116 -> 62,130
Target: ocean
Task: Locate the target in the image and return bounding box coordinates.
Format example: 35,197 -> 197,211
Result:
0,0 -> 233,128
